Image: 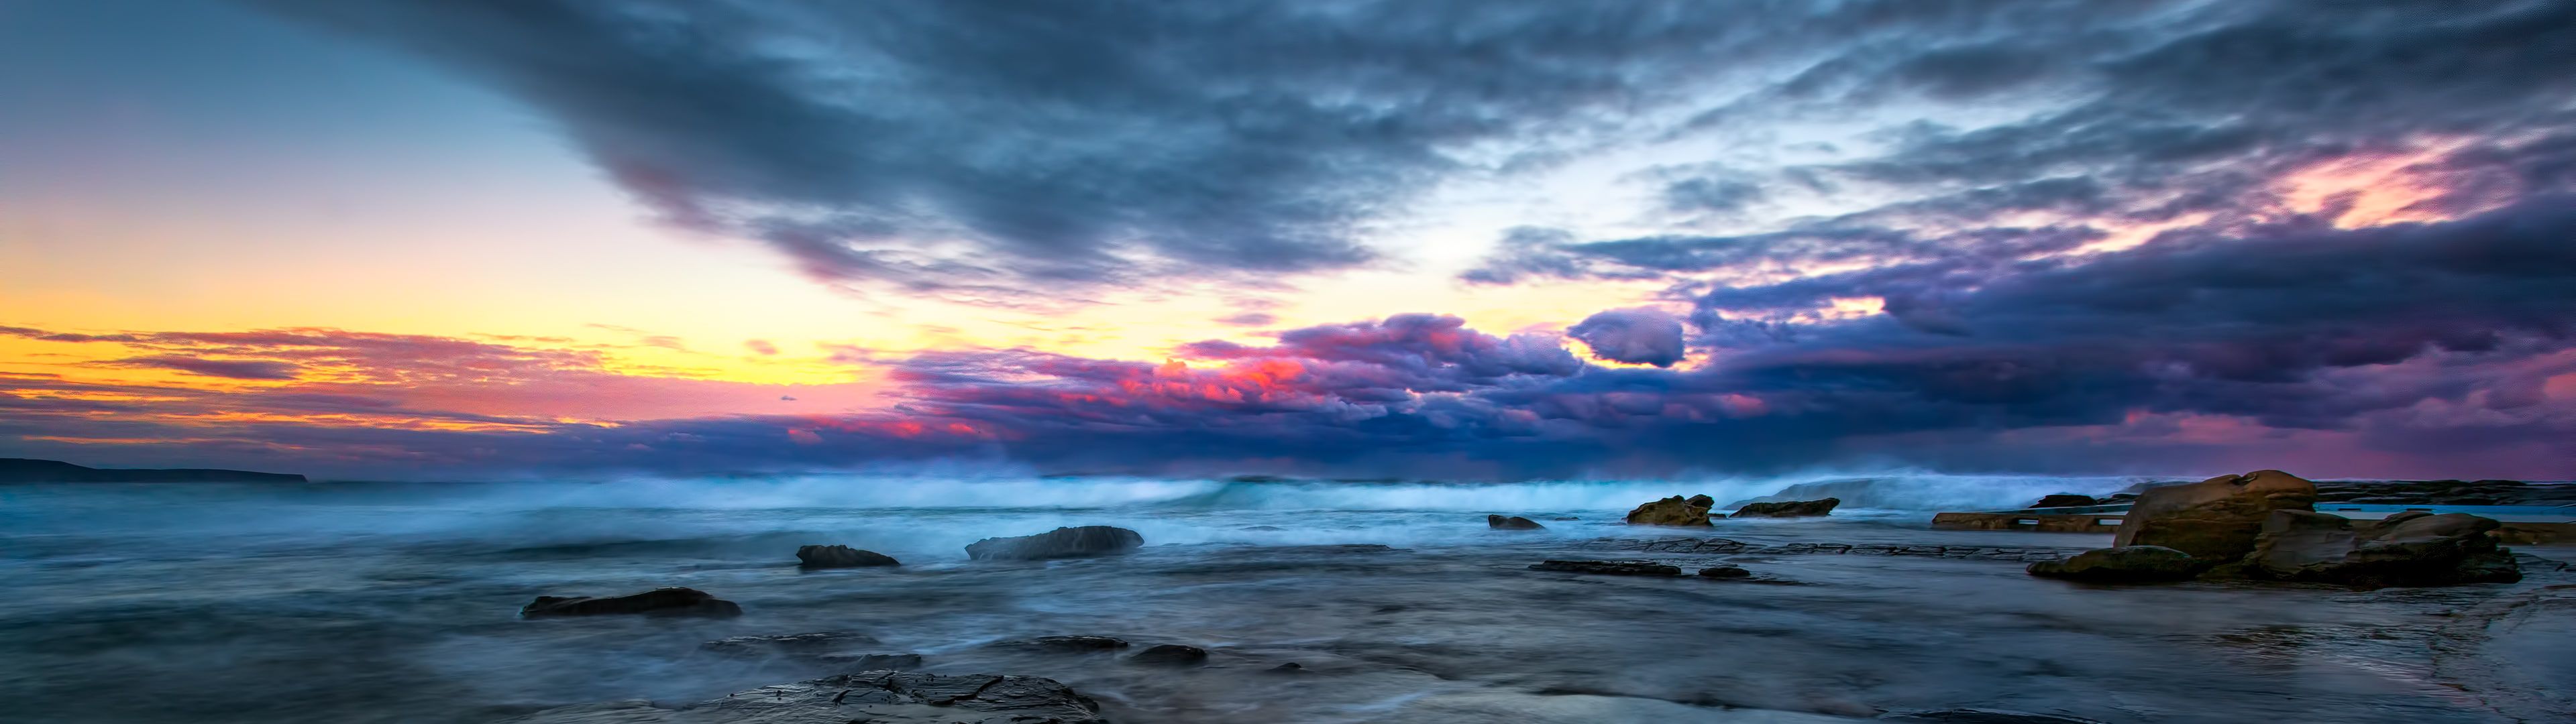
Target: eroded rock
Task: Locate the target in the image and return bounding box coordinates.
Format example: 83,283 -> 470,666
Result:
1624,496 -> 1713,526
2111,469 -> 2316,560
1697,565 -> 1751,579
2026,546 -> 2201,583
796,544 -> 900,568
966,526 -> 1144,560
500,670 -> 1104,723
520,587 -> 741,619
1731,497 -> 1840,518
1487,514 -> 1545,530
2240,510 -> 2521,588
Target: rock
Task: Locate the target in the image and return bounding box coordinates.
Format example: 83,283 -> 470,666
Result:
2025,546 -> 2201,583
966,526 -> 1144,560
1731,497 -> 1841,518
1686,494 -> 1715,509
1880,709 -> 2109,723
1487,514 -> 1545,530
700,631 -> 881,657
1529,559 -> 1683,576
2239,509 -> 2522,588
814,652 -> 924,670
1624,495 -> 1713,526
1268,662 -> 1305,672
2029,493 -> 2100,508
1696,565 -> 1751,579
520,587 -> 741,618
990,635 -> 1130,652
795,544 -> 900,568
2110,469 -> 2316,560
499,670 -> 1105,723
1550,516 -> 1580,521
1128,644 -> 1208,665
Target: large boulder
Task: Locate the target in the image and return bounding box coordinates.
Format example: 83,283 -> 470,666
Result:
796,544 -> 900,568
2241,510 -> 2521,588
500,671 -> 1105,723
1128,644 -> 1209,666
965,526 -> 1144,560
2110,469 -> 2316,560
1624,495 -> 1713,526
1487,514 -> 1545,530
2029,493 -> 2100,508
521,587 -> 741,618
1731,497 -> 1840,518
2026,545 -> 2202,583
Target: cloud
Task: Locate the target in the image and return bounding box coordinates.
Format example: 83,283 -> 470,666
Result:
1568,308 -> 1686,367
110,355 -> 303,380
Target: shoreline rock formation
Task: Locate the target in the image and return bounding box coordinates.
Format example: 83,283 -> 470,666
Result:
796,544 -> 900,568
1529,559 -> 1682,576
2029,469 -> 2524,587
966,526 -> 1144,560
1625,495 -> 1714,526
1731,497 -> 1839,518
1487,514 -> 1545,530
521,587 -> 741,618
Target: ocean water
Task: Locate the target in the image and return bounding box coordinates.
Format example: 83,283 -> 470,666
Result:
1,474 -> 2569,723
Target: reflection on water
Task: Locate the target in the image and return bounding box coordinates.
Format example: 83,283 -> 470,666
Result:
1,476 -> 2566,723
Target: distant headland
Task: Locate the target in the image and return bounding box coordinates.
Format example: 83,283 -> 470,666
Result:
0,458 -> 306,483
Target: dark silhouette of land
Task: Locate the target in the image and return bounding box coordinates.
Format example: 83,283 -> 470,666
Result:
0,458 -> 305,483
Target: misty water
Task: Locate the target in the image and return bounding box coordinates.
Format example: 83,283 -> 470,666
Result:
4,474 -> 2571,723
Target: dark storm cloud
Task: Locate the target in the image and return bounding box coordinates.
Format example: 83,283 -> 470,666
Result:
109,355 -> 304,380
1568,308 -> 1686,367
248,0 -> 1841,294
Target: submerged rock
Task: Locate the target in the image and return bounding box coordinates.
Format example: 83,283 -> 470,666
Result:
1731,497 -> 1841,518
2029,493 -> 2100,508
796,544 -> 900,568
990,635 -> 1131,652
2026,546 -> 2201,583
966,526 -> 1144,560
814,652 -> 924,670
1624,496 -> 1713,526
701,631 -> 881,657
1529,559 -> 1683,576
2239,509 -> 2521,588
1487,514 -> 1545,530
1128,644 -> 1209,665
520,587 -> 741,618
1881,709 -> 2110,723
1696,565 -> 1751,579
500,670 -> 1105,723
2112,469 -> 2315,561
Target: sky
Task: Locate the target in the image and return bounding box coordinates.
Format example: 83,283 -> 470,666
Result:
3,0 -> 2573,481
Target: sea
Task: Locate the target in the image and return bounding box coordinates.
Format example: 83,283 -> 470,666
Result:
3,473 -> 2571,723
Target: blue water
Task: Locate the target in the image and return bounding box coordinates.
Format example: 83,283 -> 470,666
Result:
2,474 -> 2569,723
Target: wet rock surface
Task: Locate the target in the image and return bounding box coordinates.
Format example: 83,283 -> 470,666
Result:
1732,497 -> 1841,518
2240,510 -> 2521,588
501,670 -> 1106,723
1623,495 -> 1714,526
1487,514 -> 1545,530
795,544 -> 900,568
967,526 -> 1144,560
1529,559 -> 1684,576
1696,565 -> 1751,579
1616,537 -> 2086,562
2026,546 -> 2202,583
520,587 -> 742,618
